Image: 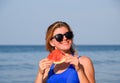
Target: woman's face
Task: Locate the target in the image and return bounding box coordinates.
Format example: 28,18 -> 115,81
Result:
50,26 -> 73,52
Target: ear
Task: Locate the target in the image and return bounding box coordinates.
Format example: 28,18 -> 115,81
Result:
49,40 -> 55,47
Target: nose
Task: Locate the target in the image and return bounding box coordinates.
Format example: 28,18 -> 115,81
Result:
63,35 -> 67,41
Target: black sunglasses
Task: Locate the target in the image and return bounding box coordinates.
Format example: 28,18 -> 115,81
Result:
51,31 -> 73,42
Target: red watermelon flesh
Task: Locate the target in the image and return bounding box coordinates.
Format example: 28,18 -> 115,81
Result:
47,50 -> 66,64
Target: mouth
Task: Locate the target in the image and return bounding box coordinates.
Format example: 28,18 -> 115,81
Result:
61,41 -> 69,45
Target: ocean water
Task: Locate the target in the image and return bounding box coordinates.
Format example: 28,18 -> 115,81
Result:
0,45 -> 120,83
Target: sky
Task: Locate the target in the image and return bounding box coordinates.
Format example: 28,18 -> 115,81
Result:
0,0 -> 120,45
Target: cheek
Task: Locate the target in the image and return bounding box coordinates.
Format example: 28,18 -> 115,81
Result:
51,40 -> 59,46
49,39 -> 56,47
61,40 -> 73,49
68,40 -> 73,45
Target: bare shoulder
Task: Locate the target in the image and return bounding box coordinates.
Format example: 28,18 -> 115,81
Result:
79,56 -> 92,64
79,55 -> 94,69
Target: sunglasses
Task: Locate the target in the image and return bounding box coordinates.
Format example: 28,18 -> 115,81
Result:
51,31 -> 73,42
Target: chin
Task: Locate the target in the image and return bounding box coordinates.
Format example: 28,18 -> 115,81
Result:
61,47 -> 71,51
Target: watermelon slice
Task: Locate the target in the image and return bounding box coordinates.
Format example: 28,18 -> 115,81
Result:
47,49 -> 66,64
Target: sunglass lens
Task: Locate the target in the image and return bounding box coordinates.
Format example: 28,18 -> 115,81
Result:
55,34 -> 63,42
65,32 -> 73,39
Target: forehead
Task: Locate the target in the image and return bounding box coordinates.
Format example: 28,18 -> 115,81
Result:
53,27 -> 69,35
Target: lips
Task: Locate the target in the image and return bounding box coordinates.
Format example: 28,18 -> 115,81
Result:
61,40 -> 70,45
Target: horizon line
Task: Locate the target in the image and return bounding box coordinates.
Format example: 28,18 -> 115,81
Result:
0,44 -> 120,46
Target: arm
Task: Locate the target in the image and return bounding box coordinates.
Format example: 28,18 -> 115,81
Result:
35,70 -> 43,83
34,58 -> 52,83
77,56 -> 95,83
35,68 -> 50,83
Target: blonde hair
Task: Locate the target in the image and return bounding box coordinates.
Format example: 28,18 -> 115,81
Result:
45,21 -> 74,52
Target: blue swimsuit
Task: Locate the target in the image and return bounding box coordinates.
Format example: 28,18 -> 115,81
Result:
47,64 -> 80,83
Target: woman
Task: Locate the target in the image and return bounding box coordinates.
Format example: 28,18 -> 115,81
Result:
35,21 -> 95,83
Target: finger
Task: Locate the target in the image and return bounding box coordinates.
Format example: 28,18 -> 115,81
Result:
46,64 -> 52,68
39,61 -> 52,68
42,58 -> 53,64
65,55 -> 71,60
41,58 -> 49,62
66,57 -> 74,64
40,58 -> 52,64
65,53 -> 69,57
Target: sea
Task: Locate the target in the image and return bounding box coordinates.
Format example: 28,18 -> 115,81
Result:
0,45 -> 120,83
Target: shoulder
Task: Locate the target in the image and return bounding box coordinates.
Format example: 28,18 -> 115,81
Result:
79,55 -> 92,62
79,55 -> 94,68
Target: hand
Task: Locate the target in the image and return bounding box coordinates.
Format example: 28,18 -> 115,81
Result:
39,58 -> 52,75
65,53 -> 81,71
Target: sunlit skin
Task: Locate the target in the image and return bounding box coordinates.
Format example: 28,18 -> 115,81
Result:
35,26 -> 95,83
